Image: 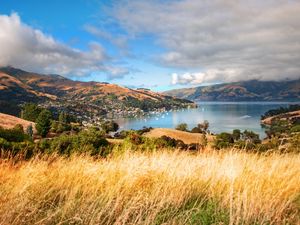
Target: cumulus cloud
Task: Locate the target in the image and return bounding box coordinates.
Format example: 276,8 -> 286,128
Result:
112,0 -> 300,84
105,66 -> 129,80
171,69 -> 241,85
84,24 -> 128,49
0,13 -> 127,79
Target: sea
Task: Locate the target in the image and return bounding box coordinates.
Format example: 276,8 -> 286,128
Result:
116,102 -> 299,138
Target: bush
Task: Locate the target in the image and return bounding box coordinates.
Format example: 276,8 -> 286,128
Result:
101,121 -> 119,133
291,125 -> 300,133
137,126 -> 153,135
191,127 -> 203,133
0,125 -> 29,142
242,130 -> 261,144
214,132 -> 234,149
232,129 -> 241,141
176,123 -> 188,132
47,128 -> 109,155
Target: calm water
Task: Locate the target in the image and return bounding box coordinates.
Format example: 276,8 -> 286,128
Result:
116,102 -> 298,138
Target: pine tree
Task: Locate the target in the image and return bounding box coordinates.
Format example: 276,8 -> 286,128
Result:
36,109 -> 52,137
21,103 -> 42,122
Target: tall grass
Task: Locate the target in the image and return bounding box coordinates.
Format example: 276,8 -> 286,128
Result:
0,150 -> 299,224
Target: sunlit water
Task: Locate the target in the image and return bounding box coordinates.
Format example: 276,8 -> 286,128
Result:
116,102 -> 298,138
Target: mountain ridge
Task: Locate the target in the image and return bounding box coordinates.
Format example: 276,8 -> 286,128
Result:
0,67 -> 194,118
164,79 -> 300,102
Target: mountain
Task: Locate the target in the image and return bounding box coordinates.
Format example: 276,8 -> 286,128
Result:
164,80 -> 300,102
0,67 -> 194,118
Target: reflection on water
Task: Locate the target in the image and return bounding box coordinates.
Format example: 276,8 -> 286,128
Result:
116,102 -> 298,138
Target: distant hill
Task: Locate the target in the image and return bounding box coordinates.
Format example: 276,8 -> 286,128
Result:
164,80 -> 300,102
0,67 -> 194,118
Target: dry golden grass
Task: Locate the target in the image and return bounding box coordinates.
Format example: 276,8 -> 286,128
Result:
0,150 -> 299,225
144,128 -> 215,144
0,112 -> 36,132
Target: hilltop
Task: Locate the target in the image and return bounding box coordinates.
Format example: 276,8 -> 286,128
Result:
0,112 -> 36,132
0,67 -> 194,120
164,80 -> 300,102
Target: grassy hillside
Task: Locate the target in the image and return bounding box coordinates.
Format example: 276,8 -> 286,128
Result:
144,128 -> 215,144
164,80 -> 300,101
0,113 -> 35,131
0,150 -> 299,225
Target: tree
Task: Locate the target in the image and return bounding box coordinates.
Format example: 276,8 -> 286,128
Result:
56,112 -> 71,133
242,130 -> 261,144
101,121 -> 119,133
26,124 -> 33,139
191,126 -> 203,133
21,103 -> 42,122
36,109 -> 52,137
202,120 -> 209,132
197,120 -> 209,133
232,129 -> 241,141
176,123 -> 188,132
214,132 -> 234,149
59,112 -> 68,124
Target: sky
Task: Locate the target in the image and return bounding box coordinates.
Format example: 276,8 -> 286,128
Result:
0,0 -> 299,91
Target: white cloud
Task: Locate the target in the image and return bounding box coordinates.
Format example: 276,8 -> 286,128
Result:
84,24 -> 128,49
105,66 -> 129,79
172,69 -> 242,85
0,13 -> 127,79
112,0 -> 300,84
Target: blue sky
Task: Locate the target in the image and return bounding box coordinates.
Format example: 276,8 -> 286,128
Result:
0,0 -> 299,91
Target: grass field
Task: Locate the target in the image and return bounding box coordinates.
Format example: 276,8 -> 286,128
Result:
0,150 -> 299,225
144,128 -> 215,144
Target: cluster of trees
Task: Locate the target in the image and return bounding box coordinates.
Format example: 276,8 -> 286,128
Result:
21,103 -> 53,137
0,126 -> 111,157
39,128 -> 109,156
214,129 -> 261,149
122,131 -> 204,151
264,118 -> 300,138
21,103 -> 90,138
175,120 -> 209,134
261,104 -> 300,119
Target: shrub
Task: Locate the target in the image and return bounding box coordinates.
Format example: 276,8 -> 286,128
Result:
214,132 -> 234,149
232,129 -> 241,141
101,121 -> 119,133
291,125 -> 300,133
191,127 -> 203,133
137,126 -> 153,135
126,132 -> 143,145
47,128 -> 109,155
176,123 -> 188,132
242,130 -> 261,144
0,125 -> 29,142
